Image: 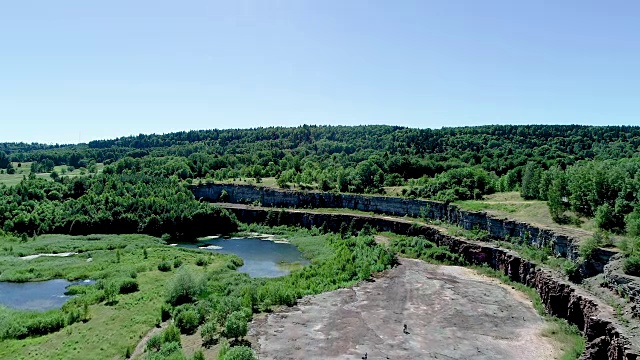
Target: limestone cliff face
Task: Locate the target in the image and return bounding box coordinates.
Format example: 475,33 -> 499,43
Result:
219,203 -> 639,360
194,184 -> 579,257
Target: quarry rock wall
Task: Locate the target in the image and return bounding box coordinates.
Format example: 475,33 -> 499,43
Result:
193,184 -> 580,257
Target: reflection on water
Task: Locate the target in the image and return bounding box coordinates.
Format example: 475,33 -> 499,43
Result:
179,238 -> 309,278
0,279 -> 94,311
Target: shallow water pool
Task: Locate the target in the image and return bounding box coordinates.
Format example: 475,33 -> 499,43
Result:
179,238 -> 309,278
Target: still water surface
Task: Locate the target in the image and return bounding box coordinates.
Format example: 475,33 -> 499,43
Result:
179,238 -> 309,278
0,279 -> 94,311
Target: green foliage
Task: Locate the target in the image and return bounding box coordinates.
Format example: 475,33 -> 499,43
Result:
217,341 -> 231,360
162,324 -> 182,345
192,350 -> 205,360
158,260 -> 172,272
390,236 -> 464,265
0,173 -> 238,237
562,260 -> 581,279
118,278 -> 139,294
626,208 -> 640,238
224,311 -> 248,340
147,333 -> 163,352
520,162 -> 542,200
124,344 -> 133,358
408,167 -> 496,201
201,320 -> 219,346
174,308 -> 200,335
222,346 -> 257,360
195,257 -> 209,266
160,303 -> 172,322
623,255 -> 640,276
579,238 -> 599,260
104,281 -> 119,304
0,307 -> 67,340
166,267 -> 203,306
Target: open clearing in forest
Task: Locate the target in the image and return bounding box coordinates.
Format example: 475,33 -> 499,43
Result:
250,258 -> 559,360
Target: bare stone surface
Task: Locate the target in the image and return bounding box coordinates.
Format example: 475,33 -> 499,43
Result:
250,259 -> 558,360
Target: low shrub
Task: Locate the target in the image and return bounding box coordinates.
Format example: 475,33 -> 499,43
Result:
193,350 -> 205,360
224,311 -> 248,340
624,255 -> 640,276
146,333 -> 163,352
158,260 -> 172,272
200,320 -> 219,346
222,346 -> 257,360
162,324 -> 181,345
175,309 -> 200,335
161,303 -> 172,322
118,278 -> 139,294
166,267 -> 203,306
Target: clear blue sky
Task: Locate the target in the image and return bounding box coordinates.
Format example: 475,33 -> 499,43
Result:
1,1 -> 639,144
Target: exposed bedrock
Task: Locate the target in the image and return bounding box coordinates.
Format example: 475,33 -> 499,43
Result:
193,184 -> 615,266
217,203 -> 639,360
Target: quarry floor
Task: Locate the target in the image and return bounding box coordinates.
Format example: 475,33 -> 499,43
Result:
249,258 -> 559,360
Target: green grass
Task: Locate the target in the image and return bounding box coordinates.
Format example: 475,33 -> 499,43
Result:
0,234 -> 228,360
0,163 -> 104,187
454,192 -> 599,244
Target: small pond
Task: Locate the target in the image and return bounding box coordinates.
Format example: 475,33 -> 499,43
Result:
0,279 -> 95,311
179,238 -> 309,278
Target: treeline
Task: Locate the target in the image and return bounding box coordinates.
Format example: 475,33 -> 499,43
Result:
3,124 -> 640,236
0,173 -> 238,238
518,158 -> 640,233
3,125 -> 640,197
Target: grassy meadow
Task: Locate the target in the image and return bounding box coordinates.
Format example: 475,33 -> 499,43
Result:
0,234 -> 231,360
0,162 -> 104,187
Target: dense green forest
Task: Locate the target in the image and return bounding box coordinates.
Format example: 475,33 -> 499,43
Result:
0,174 -> 237,238
2,124 -> 640,240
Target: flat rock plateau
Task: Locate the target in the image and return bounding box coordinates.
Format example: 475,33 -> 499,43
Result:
249,258 -> 559,360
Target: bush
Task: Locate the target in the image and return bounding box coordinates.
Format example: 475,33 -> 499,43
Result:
195,257 -> 208,266
595,204 -> 623,232
563,260 -> 581,279
161,233 -> 172,242
156,341 -> 183,358
201,320 -> 219,346
222,346 -> 257,360
166,267 -> 203,306
224,311 -> 248,340
158,260 -> 172,272
624,255 -> 640,276
162,324 -> 181,345
579,237 -> 599,261
147,333 -> 163,352
161,303 -> 172,322
175,309 -> 200,335
173,258 -> 183,268
217,340 -> 230,360
626,210 -> 640,238
104,281 -> 119,304
193,350 -> 205,360
118,278 -> 139,294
